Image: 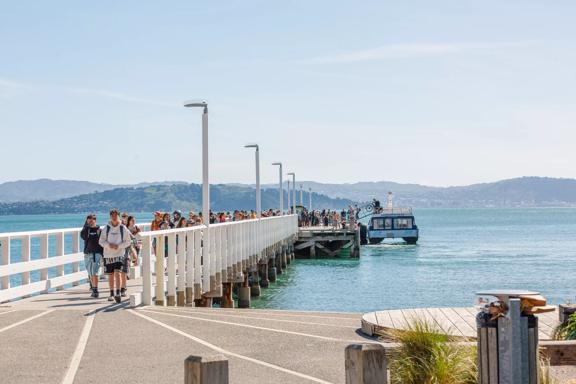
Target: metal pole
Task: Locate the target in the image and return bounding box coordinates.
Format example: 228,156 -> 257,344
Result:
287,180 -> 291,213
292,174 -> 296,213
309,188 -> 312,211
255,147 -> 260,218
300,184 -> 303,207
202,106 -> 209,227
272,163 -> 283,215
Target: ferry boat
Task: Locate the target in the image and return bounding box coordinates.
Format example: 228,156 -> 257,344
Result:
366,192 -> 419,245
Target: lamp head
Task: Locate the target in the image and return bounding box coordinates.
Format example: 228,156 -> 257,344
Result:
244,144 -> 259,150
272,162 -> 282,166
287,172 -> 295,176
183,100 -> 208,111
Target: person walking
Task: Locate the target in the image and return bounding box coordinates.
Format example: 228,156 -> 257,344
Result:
99,209 -> 132,303
81,214 -> 103,298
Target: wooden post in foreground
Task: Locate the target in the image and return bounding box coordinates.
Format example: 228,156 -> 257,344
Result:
345,344 -> 387,384
185,355 -> 228,384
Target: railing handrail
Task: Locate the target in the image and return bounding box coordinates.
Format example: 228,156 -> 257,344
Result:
0,223 -> 152,238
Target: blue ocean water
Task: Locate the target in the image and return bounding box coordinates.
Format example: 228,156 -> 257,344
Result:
1,209 -> 574,312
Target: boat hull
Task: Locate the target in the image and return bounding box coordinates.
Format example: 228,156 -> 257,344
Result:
367,229 -> 419,244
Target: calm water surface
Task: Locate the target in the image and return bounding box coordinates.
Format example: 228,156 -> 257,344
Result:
1,209 -> 574,313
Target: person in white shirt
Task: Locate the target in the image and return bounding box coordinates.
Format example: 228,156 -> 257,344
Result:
99,209 -> 132,303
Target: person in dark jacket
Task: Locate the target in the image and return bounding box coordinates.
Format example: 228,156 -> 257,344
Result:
81,213 -> 104,298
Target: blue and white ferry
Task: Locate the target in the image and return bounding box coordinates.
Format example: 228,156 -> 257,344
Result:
367,193 -> 419,245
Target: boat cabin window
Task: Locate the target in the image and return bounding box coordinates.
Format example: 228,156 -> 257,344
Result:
372,218 -> 393,229
384,218 -> 392,229
394,218 -> 412,229
372,218 -> 385,229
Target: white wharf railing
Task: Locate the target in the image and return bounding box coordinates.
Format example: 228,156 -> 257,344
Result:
140,214 -> 298,306
0,224 -> 153,303
0,215 -> 298,306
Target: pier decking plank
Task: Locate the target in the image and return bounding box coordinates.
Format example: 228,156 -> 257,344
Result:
362,307 -> 561,340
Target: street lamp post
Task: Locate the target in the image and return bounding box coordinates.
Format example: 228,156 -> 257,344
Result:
184,100 -> 209,227
309,187 -> 312,211
183,100 -> 214,303
300,184 -> 303,207
272,162 -> 283,214
245,144 -> 261,218
287,172 -> 296,214
287,179 -> 291,213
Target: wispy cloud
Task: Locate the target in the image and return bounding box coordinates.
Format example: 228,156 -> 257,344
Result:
0,78 -> 175,107
0,78 -> 29,88
306,41 -> 538,64
69,88 -> 175,107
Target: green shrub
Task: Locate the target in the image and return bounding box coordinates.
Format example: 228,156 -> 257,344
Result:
553,312 -> 576,340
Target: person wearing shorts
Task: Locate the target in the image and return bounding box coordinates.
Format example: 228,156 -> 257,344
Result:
99,209 -> 132,303
81,214 -> 103,298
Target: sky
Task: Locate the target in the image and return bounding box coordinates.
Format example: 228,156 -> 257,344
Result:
0,0 -> 575,187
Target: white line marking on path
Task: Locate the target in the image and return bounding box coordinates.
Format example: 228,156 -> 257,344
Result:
61,311 -> 96,384
0,310 -> 17,316
0,310 -> 54,334
139,309 -> 374,344
155,307 -> 358,329
188,308 -> 360,321
129,310 -> 334,384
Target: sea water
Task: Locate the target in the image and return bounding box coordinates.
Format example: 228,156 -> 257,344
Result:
1,209 -> 575,313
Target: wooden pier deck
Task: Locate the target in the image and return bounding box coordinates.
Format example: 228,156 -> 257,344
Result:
295,226 -> 360,258
361,307 -> 561,340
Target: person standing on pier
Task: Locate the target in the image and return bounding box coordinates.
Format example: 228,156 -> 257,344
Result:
81,214 -> 103,298
99,209 -> 132,303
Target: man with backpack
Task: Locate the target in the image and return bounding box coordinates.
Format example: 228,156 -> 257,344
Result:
81,213 -> 103,298
99,209 -> 132,303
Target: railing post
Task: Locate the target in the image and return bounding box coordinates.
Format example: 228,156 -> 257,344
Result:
71,231 -> 80,286
345,344 -> 387,384
0,236 -> 10,291
155,235 -> 166,306
185,230 -> 195,306
177,231 -> 187,306
39,234 -> 49,291
55,232 -> 64,290
142,236 -> 152,306
194,229 -> 202,301
167,233 -> 177,306
185,355 -> 229,384
21,235 -> 31,288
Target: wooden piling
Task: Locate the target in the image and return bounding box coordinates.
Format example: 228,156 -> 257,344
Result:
345,344 -> 387,384
185,355 -> 229,384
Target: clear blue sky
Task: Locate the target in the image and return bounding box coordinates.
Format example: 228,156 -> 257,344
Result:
1,1 -> 574,186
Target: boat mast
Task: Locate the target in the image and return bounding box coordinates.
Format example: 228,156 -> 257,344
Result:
387,191 -> 394,209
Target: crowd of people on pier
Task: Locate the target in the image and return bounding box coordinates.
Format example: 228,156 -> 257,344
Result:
297,206 -> 359,229
81,208 -> 284,302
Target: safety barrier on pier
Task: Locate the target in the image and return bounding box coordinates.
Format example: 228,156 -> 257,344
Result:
140,214 -> 298,306
0,224 -> 149,302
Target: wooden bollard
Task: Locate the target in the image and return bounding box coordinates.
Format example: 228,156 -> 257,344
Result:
345,344 -> 387,384
185,355 -> 228,384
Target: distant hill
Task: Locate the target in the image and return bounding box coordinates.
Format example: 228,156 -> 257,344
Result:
1,176 -> 575,211
0,184 -> 354,215
0,179 -> 187,202
262,177 -> 576,208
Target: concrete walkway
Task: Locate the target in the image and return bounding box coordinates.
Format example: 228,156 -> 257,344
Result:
0,280 -> 368,384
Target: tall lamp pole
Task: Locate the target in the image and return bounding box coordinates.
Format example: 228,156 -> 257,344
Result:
309,187 -> 312,211
287,172 -> 296,214
245,144 -> 261,218
300,184 -> 303,207
287,179 -> 291,213
183,100 -> 210,294
272,162 -> 283,215
184,100 -> 209,226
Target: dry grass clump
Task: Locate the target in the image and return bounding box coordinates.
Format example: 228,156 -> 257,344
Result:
382,317 -> 477,384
